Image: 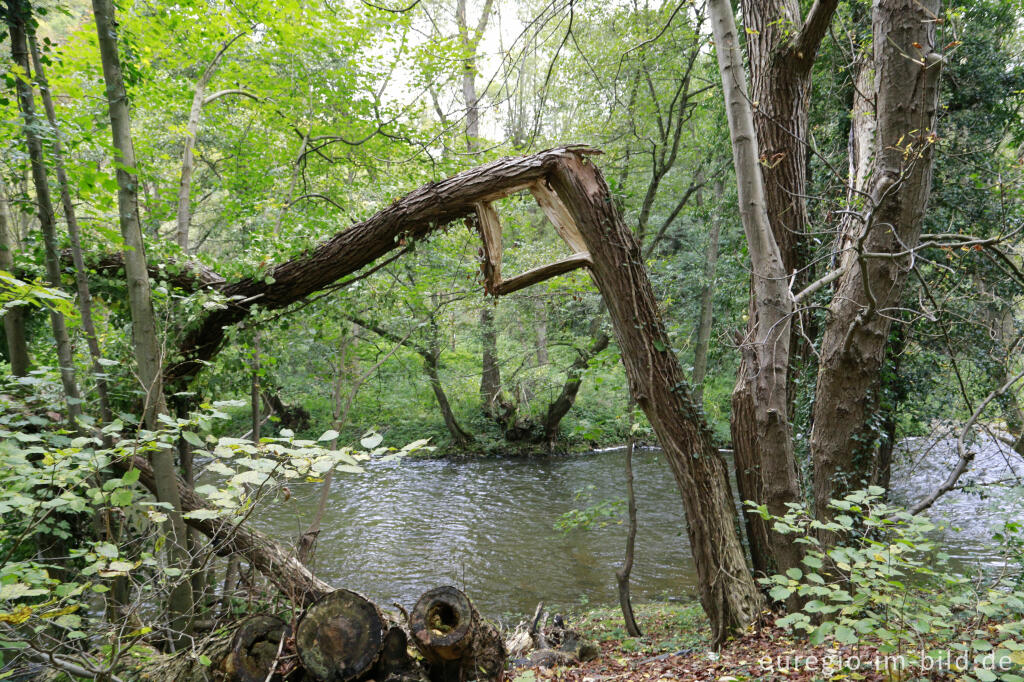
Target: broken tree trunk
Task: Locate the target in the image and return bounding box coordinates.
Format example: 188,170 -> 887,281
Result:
165,146 -> 760,643
410,586 -> 505,682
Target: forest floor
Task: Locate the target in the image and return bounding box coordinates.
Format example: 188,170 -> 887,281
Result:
513,602 -> 958,681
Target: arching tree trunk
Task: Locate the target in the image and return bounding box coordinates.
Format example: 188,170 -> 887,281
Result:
26,29 -> 112,427
164,147 -> 761,644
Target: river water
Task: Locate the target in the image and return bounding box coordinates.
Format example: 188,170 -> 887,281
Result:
251,435 -> 1023,618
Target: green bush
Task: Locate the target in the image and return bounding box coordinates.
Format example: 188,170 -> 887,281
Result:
752,488 -> 1024,681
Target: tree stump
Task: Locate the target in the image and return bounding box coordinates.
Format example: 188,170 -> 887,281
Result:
409,586 -> 506,682
296,589 -> 386,681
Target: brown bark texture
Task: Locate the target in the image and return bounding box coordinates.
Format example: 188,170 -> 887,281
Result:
709,0 -> 805,581
810,0 -> 943,522
727,0 -> 839,577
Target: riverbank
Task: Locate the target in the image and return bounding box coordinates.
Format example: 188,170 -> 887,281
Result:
530,602 -> 1020,682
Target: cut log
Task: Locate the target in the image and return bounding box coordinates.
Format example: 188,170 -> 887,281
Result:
296,589 -> 386,682
409,586 -> 506,682
221,615 -> 291,682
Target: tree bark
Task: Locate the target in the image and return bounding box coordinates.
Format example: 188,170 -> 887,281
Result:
91,0 -> 194,638
6,1 -> 82,424
810,0 -> 943,523
546,154 -> 764,645
296,589 -> 385,682
410,586 -> 505,682
709,0 -> 803,580
26,29 -> 113,426
0,177 -> 30,376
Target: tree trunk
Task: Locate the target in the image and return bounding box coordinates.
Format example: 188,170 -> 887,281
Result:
6,1 -> 82,425
91,0 -> 194,639
615,422 -> 642,637
810,0 -> 943,524
542,329 -> 609,445
534,300 -> 549,365
26,29 -> 112,426
709,0 -> 804,580
0,177 -> 30,376
546,154 -> 764,645
296,589 -> 386,682
692,180 -> 722,406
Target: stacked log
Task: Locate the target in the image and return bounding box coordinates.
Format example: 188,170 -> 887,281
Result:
125,587 -> 506,682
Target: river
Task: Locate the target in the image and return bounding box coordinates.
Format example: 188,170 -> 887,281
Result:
250,434 -> 1023,618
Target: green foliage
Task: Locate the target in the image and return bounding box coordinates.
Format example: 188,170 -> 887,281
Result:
753,489 -> 1024,678
0,373 -> 426,662
554,484 -> 625,532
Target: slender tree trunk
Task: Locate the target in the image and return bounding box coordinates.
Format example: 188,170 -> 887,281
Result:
91,0 -> 194,640
692,180 -> 722,406
542,328 -> 609,445
725,0 -> 839,577
810,0 -> 943,523
426,325 -> 473,447
535,299 -> 548,365
615,408 -> 642,637
6,1 -> 82,425
250,332 -> 261,441
0,177 -> 30,376
27,30 -> 112,425
709,0 -> 803,579
457,0 -> 503,417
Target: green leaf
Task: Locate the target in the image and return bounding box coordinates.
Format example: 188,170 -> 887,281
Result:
768,586 -> 792,601
319,429 -> 339,442
360,432 -> 383,449
182,431 -> 204,447
785,567 -> 802,580
183,509 -> 222,520
122,468 -> 140,485
834,625 -> 857,645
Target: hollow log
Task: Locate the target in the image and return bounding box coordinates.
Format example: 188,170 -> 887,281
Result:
296,589 -> 386,682
409,586 -> 506,682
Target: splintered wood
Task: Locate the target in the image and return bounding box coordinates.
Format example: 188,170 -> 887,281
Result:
475,181 -> 593,298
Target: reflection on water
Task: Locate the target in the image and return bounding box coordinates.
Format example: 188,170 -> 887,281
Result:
251,449 -> 698,617
249,434 -> 1022,617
